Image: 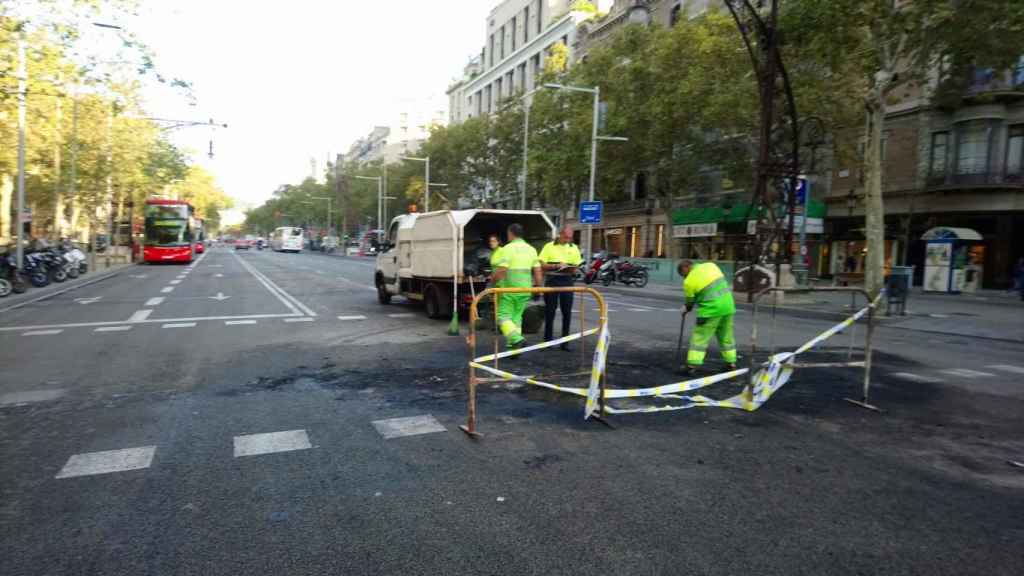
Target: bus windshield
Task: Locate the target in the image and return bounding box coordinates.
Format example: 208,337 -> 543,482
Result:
145,219 -> 193,246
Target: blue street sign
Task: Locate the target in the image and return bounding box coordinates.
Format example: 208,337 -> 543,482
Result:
794,177 -> 808,205
579,201 -> 603,224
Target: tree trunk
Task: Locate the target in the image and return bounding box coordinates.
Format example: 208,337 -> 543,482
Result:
863,93 -> 887,297
0,173 -> 12,244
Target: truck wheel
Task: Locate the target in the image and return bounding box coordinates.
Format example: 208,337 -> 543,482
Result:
424,283 -> 444,319
376,276 -> 392,305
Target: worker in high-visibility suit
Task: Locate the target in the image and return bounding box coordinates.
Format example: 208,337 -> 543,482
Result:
492,223 -> 543,350
487,233 -> 503,269
679,260 -> 737,374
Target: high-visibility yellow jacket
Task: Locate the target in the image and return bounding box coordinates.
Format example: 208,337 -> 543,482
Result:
538,241 -> 582,275
683,262 -> 736,318
494,238 -> 540,288
489,245 -> 504,268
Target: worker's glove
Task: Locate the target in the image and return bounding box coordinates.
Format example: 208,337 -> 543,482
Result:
685,304 -> 694,314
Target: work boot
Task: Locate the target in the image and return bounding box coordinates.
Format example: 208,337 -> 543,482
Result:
678,365 -> 699,377
506,340 -> 525,360
726,363 -> 738,371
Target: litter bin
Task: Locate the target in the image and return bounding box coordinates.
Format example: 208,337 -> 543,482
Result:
886,266 -> 913,316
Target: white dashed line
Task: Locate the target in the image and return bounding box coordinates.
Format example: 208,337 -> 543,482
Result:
0,389 -> 65,407
225,320 -> 257,326
56,446 -> 156,479
161,287 -> 174,294
144,297 -> 165,306
387,313 -> 415,318
338,315 -> 368,321
889,372 -> 941,383
372,415 -> 447,439
284,317 -> 315,323
169,280 -> 181,285
162,323 -> 197,329
233,430 -> 312,458
95,326 -> 132,333
23,330 -> 63,336
128,310 -> 153,323
987,364 -> 1024,375
627,309 -> 650,312
940,368 -> 995,379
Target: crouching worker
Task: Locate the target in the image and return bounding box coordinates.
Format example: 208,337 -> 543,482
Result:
678,259 -> 737,375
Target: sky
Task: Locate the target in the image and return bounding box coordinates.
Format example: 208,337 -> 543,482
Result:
122,0 -> 492,212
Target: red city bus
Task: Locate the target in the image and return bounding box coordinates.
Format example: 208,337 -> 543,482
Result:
143,198 -> 197,263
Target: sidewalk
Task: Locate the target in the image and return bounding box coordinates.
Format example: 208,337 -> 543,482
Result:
600,282 -> 1024,343
0,259 -> 136,313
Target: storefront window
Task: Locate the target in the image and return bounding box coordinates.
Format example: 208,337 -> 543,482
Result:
955,121 -> 991,175
929,132 -> 948,177
1006,125 -> 1024,178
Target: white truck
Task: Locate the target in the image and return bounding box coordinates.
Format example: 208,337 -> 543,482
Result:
374,209 -> 557,318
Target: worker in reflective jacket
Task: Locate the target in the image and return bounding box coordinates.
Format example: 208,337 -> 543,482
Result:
678,260 -> 737,374
492,223 -> 543,350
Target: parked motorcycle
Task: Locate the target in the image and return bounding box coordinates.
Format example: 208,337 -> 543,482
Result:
0,255 -> 26,296
609,260 -> 649,288
21,253 -> 51,287
583,251 -> 613,285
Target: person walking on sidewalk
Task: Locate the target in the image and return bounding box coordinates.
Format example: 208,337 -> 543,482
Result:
491,224 -> 543,351
678,260 -> 738,375
539,226 -> 583,351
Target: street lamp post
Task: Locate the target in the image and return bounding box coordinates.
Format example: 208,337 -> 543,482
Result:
519,87 -> 542,210
400,156 -> 430,212
543,83 -> 628,269
15,28 -> 27,268
353,175 -> 383,231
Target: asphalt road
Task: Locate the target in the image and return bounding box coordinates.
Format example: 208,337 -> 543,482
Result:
1,247 -> 1021,576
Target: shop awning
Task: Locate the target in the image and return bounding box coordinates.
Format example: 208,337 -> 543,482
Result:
921,227 -> 983,241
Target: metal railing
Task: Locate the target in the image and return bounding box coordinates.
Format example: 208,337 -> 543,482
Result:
461,286 -> 609,437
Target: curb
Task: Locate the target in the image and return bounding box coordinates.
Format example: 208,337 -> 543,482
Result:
0,264 -> 134,313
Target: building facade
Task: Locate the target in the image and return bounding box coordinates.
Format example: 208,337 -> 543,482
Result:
447,0 -> 613,125
825,65 -> 1024,289
344,97 -> 448,166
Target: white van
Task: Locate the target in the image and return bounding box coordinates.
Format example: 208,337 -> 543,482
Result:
271,227 -> 304,252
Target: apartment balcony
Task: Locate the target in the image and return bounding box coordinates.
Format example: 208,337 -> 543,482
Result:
604,197 -> 660,214
963,67 -> 1024,100
926,170 -> 1024,190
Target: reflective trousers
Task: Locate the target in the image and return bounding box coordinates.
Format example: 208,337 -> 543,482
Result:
687,314 -> 737,366
497,293 -> 530,346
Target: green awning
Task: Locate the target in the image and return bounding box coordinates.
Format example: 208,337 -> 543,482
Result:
672,199 -> 827,225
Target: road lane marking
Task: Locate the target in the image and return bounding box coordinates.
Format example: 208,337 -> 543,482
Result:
940,368 -> 995,378
233,430 -> 311,458
372,415 -> 447,439
0,313 -> 302,333
56,446 -> 156,479
889,372 -> 941,383
162,323 -> 197,329
284,317 -> 315,323
387,313 -> 415,318
232,252 -> 316,316
987,364 -> 1024,375
225,320 -> 257,325
145,297 -> 165,306
23,330 -> 63,336
161,287 -> 174,293
337,276 -> 377,292
627,309 -> 650,312
129,310 -> 153,323
338,315 -> 368,321
170,280 -> 181,285
0,268 -> 127,314
94,326 -> 132,333
75,297 -> 102,305
0,389 -> 65,407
